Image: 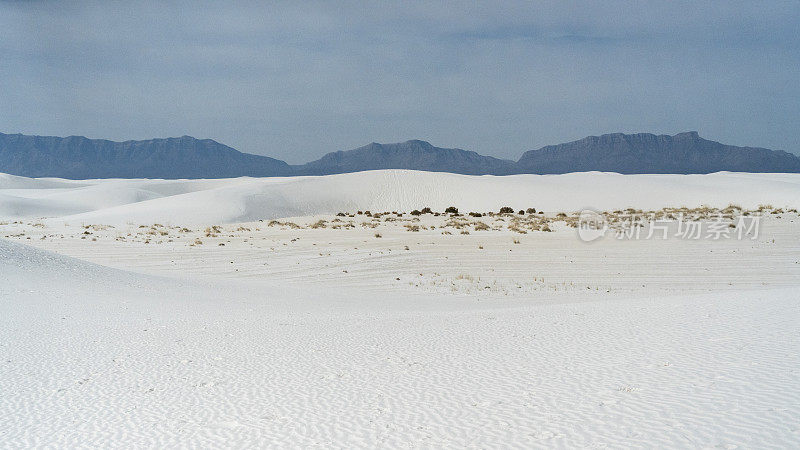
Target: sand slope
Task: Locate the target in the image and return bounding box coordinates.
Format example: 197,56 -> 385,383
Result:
2,239 -> 799,447
2,170 -> 800,224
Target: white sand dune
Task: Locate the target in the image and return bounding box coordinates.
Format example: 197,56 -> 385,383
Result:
2,170 -> 800,224
2,239 -> 799,447
3,170 -> 800,447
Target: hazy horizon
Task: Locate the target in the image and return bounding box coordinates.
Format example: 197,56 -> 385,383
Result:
2,2 -> 799,163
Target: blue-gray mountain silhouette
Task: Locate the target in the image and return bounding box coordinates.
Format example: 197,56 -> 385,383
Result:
0,133 -> 292,179
1,131 -> 798,179
516,131 -> 800,174
297,140 -> 516,175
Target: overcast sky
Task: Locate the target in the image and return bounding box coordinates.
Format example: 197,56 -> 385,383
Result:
2,1 -> 798,162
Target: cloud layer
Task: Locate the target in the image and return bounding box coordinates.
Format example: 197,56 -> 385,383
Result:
2,1 -> 798,162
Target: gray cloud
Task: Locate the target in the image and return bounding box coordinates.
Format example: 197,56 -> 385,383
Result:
1,1 -> 798,162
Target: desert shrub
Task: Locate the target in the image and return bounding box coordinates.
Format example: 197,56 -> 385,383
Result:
468,212 -> 482,217
405,225 -> 420,232
556,212 -> 567,218
499,206 -> 514,214
526,208 -> 536,214
357,210 -> 363,215
310,220 -> 327,229
445,206 -> 459,214
411,209 -> 422,216
518,210 -> 525,215
421,207 -> 433,214
541,224 -> 552,232
374,232 -> 382,238
337,212 -> 346,217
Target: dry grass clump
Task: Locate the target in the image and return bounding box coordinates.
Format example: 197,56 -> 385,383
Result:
405,224 -> 421,232
204,225 -> 222,237
721,204 -> 742,214
444,217 -> 470,229
473,222 -> 489,231
268,220 -> 301,229
309,220 -> 327,229
509,225 -> 527,234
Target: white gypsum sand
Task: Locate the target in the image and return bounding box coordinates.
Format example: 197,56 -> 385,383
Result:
1,170 -> 799,224
2,170 -> 800,447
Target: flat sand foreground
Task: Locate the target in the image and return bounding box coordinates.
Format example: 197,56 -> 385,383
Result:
2,235 -> 800,448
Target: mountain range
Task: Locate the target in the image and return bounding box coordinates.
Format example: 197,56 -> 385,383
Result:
1,131 -> 798,179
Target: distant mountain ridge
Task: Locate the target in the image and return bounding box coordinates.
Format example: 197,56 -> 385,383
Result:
0,133 -> 291,179
1,131 -> 798,179
297,140 -> 516,176
517,131 -> 800,174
